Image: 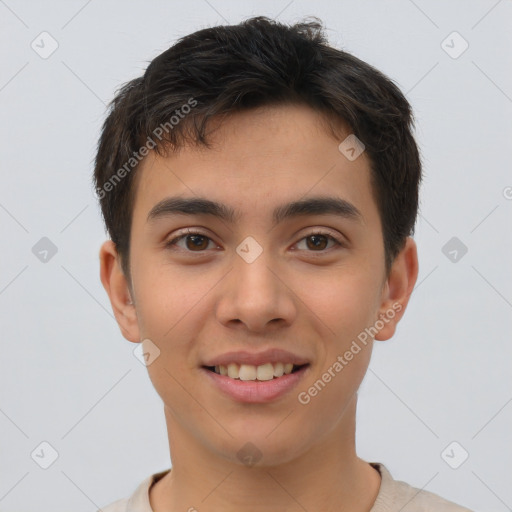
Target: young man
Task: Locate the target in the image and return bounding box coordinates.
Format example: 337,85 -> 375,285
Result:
95,16 -> 474,512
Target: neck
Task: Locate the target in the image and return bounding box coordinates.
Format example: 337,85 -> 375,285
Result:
150,395 -> 381,512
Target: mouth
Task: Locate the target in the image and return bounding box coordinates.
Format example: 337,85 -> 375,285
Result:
202,363 -> 310,381
201,362 -> 311,403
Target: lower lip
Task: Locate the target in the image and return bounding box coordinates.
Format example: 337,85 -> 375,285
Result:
202,365 -> 310,403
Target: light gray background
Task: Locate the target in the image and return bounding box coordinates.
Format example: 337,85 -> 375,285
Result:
1,1 -> 511,511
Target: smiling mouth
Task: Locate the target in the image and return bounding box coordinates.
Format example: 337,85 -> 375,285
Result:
203,363 -> 309,381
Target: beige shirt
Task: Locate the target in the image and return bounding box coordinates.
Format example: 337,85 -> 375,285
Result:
98,462 -> 474,512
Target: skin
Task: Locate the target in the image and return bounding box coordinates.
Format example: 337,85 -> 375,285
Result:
100,103 -> 418,512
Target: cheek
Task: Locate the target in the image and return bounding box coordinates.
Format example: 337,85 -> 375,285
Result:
134,267 -> 201,410
299,271 -> 380,424
305,267 -> 382,343
131,260 -> 217,381
133,260 -> 206,340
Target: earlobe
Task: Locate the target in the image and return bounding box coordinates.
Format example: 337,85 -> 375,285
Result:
374,237 -> 419,341
99,240 -> 140,343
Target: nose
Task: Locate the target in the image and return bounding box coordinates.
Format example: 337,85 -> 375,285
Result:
215,246 -> 297,333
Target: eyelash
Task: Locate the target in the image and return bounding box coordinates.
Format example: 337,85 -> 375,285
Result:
165,228 -> 344,254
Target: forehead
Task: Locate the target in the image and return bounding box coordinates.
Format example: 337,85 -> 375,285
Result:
132,104 -> 379,229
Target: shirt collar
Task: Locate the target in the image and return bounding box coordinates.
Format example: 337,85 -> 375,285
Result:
125,462 -> 394,512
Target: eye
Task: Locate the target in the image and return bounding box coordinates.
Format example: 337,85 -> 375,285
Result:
294,231 -> 343,252
165,229 -> 218,252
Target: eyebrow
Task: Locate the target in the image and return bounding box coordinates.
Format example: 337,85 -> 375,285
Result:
147,195 -> 364,227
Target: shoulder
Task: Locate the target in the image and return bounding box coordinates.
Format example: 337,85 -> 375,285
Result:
393,479 -> 474,511
96,469 -> 171,512
371,463 -> 475,512
96,497 -> 128,512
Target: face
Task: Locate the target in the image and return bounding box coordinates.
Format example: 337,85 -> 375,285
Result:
101,103 -> 417,467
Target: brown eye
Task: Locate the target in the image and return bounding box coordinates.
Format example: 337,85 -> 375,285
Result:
184,234 -> 210,251
166,231 -> 216,252
295,231 -> 342,252
305,234 -> 329,250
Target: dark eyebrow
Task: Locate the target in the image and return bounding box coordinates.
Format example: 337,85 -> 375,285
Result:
147,195 -> 363,227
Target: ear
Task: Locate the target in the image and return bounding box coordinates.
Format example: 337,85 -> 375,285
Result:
99,240 -> 140,343
374,237 -> 419,341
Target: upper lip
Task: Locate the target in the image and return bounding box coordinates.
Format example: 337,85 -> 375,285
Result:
202,348 -> 310,367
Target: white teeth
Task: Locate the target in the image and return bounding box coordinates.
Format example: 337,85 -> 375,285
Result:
273,362 -> 284,377
214,362 -> 301,380
227,363 -> 239,379
256,363 -> 274,381
239,364 -> 257,381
